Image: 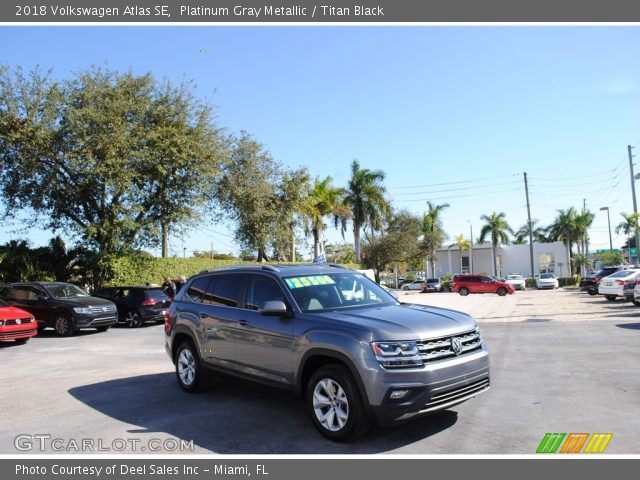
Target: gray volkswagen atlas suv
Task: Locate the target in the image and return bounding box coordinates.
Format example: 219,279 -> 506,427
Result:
164,264 -> 490,441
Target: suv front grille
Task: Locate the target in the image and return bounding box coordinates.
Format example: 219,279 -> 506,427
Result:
89,305 -> 116,315
416,330 -> 483,363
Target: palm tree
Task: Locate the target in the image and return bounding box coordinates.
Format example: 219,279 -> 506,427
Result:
479,211 -> 514,277
420,201 -> 449,277
304,176 -> 349,261
548,207 -> 580,275
574,209 -> 595,274
514,220 -> 549,244
615,212 -> 640,259
453,234 -> 471,273
342,160 -> 391,262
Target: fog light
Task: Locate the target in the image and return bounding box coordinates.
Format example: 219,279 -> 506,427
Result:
390,389 -> 411,400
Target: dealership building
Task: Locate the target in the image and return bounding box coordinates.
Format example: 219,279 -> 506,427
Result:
433,241 -> 570,278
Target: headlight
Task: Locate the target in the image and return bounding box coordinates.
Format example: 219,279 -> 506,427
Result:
370,341 -> 423,368
73,307 -> 92,314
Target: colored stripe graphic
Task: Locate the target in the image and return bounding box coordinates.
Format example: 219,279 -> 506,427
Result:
560,433 -> 589,453
536,433 -> 565,453
584,433 -> 613,453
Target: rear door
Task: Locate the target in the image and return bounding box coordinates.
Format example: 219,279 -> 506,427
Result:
234,274 -> 295,385
196,274 -> 246,370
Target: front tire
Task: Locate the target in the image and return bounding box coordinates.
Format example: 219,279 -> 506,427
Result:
307,364 -> 370,442
175,341 -> 206,393
588,288 -> 597,296
459,287 -> 469,296
53,313 -> 75,337
497,287 -> 508,296
605,295 -> 616,301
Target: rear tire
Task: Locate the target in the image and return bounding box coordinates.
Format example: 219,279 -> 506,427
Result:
175,341 -> 207,393
459,287 -> 469,296
306,364 -> 370,442
125,310 -> 143,328
497,287 -> 508,296
633,300 -> 640,307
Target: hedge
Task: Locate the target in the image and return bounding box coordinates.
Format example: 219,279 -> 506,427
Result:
105,256 -> 360,287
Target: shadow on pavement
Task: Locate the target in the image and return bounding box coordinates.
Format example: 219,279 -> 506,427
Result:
68,372 -> 458,454
614,321 -> 640,328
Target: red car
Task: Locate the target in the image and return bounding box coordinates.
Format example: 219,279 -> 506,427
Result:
451,274 -> 515,296
0,298 -> 37,344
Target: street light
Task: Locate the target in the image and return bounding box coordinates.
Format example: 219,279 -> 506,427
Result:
600,207 -> 613,253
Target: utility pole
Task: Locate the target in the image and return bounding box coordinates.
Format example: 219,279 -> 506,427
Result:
629,145 -> 638,263
524,172 -> 535,278
210,241 -> 214,260
583,198 -> 589,260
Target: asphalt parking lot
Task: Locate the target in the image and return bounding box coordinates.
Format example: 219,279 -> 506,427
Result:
1,289 -> 639,454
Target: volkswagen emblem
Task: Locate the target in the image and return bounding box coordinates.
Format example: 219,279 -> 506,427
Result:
451,337 -> 462,355
16,319 -> 22,325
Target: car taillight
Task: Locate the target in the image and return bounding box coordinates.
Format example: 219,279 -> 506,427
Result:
616,280 -> 625,285
164,310 -> 171,335
141,298 -> 156,306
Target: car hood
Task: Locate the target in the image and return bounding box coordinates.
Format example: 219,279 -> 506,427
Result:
54,296 -> 115,308
312,303 -> 476,340
0,305 -> 34,320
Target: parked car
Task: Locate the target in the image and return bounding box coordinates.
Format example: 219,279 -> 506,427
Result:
598,269 -> 640,301
0,282 -> 117,336
451,274 -> 515,296
0,298 -> 37,344
94,286 -> 171,327
165,264 -> 490,441
579,267 -> 623,295
536,273 -> 559,289
423,278 -> 444,292
505,274 -> 526,291
402,280 -> 425,291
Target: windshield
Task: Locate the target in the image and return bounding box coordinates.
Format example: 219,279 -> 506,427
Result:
607,270 -> 638,278
507,275 -> 523,280
46,284 -> 90,299
0,298 -> 8,307
540,274 -> 555,279
283,272 -> 397,313
426,278 -> 440,283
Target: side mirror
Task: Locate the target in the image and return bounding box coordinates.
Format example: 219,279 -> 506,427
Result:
259,300 -> 289,316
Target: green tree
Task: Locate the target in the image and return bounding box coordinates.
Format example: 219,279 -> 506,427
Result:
0,66 -> 225,268
217,132 -> 281,262
615,212 -> 640,256
596,251 -> 625,266
304,176 -> 349,261
342,160 -> 391,263
271,168 -> 310,261
548,207 -> 582,275
137,79 -> 228,257
420,201 -> 449,278
479,211 -> 514,276
514,220 -> 549,244
453,234 -> 471,273
362,210 -> 422,280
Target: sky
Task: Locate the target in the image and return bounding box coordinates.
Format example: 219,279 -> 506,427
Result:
0,25 -> 639,257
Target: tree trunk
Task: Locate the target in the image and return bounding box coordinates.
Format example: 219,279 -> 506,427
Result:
257,246 -> 269,263
354,223 -> 361,263
291,227 -> 296,263
492,244 -> 498,276
161,221 -> 169,258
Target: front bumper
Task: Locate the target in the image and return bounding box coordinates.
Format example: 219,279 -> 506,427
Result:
0,323 -> 38,341
74,314 -> 117,328
363,347 -> 490,425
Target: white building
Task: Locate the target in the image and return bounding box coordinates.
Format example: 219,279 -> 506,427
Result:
433,241 -> 569,278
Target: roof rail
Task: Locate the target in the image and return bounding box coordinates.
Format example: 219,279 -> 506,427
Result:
328,263 -> 349,269
261,265 -> 280,272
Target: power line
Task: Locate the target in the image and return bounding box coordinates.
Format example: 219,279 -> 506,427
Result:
390,173 -> 520,190
390,180 -> 521,197
401,187 -> 523,203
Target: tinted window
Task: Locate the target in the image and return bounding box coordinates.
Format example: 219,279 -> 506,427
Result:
210,274 -> 245,307
245,276 -> 285,311
187,276 -> 212,304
